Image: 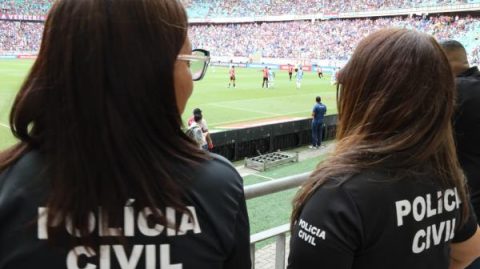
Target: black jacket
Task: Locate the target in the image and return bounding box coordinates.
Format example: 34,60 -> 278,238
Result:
288,171 -> 477,269
455,66 -> 480,219
0,151 -> 251,269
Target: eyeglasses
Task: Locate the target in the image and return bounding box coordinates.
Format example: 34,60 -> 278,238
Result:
177,49 -> 210,81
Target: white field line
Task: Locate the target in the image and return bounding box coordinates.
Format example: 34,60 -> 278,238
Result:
201,92 -> 320,107
0,122 -> 9,129
213,111 -> 309,128
198,92 -> 335,127
209,103 -> 282,116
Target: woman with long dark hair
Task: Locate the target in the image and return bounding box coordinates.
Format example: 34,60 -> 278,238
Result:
288,29 -> 480,269
0,0 -> 250,268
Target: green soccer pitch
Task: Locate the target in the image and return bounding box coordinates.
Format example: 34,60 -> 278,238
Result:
0,59 -> 337,150
0,59 -> 334,247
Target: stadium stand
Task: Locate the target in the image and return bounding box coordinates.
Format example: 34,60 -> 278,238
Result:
189,15 -> 479,60
0,0 -> 51,16
0,20 -> 42,52
0,0 -> 479,63
183,0 -> 480,17
1,0 -> 480,17
473,45 -> 480,63
1,15 -> 479,62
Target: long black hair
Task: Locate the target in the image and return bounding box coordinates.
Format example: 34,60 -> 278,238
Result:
0,0 -> 206,242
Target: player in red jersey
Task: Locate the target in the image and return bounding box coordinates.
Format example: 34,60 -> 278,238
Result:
317,66 -> 323,78
262,66 -> 269,88
288,64 -> 294,81
228,66 -> 236,88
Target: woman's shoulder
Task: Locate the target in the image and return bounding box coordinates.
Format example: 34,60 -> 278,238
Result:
0,150 -> 46,217
183,154 -> 247,229
337,169 -> 437,191
319,169 -> 441,210
202,153 -> 243,184
0,150 -> 44,192
188,153 -> 244,194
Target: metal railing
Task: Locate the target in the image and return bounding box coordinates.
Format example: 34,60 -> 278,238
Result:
245,172 -> 311,269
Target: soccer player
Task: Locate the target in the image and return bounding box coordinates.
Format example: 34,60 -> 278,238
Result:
268,67 -> 275,88
228,65 -> 236,88
317,66 -> 323,78
331,67 -> 339,85
262,66 -> 269,88
288,64 -> 294,81
296,66 -> 304,89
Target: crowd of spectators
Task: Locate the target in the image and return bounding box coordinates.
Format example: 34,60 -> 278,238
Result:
181,0 -> 479,18
473,45 -> 480,64
1,0 -> 478,18
321,0 -> 477,13
189,15 -> 478,60
0,0 -> 51,16
1,15 -> 478,61
0,20 -> 42,52
0,2 -> 479,62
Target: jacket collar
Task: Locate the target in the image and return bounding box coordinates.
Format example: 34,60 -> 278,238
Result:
458,66 -> 480,78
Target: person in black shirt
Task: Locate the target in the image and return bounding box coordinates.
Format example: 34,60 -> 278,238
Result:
442,40 -> 480,269
289,29 -> 480,269
0,0 -> 250,268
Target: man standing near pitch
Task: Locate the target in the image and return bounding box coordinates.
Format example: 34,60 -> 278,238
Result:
310,96 -> 327,149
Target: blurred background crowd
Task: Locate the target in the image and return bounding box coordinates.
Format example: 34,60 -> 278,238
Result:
0,0 -> 479,62
182,0 -> 480,17
189,15 -> 480,60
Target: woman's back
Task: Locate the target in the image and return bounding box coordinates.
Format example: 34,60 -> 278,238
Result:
289,28 -> 480,268
0,0 -> 251,267
288,170 -> 477,269
0,151 -> 250,268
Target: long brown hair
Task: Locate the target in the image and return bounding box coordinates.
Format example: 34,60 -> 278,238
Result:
292,28 -> 468,227
0,0 -> 206,242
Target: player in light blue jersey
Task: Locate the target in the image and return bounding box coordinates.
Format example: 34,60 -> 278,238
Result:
296,67 -> 304,89
331,67 -> 339,85
268,67 -> 275,88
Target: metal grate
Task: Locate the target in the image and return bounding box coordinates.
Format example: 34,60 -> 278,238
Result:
244,151 -> 298,171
